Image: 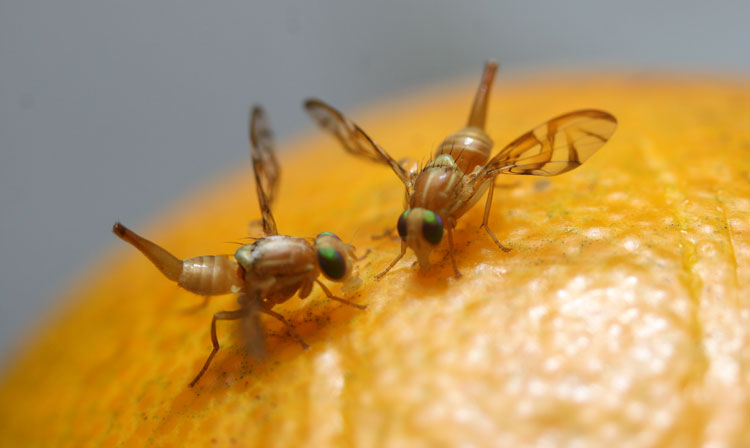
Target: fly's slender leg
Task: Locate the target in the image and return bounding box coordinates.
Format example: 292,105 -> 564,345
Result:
375,243 -> 407,280
480,182 -> 511,252
353,248 -> 371,262
371,227 -> 397,240
314,279 -> 366,310
260,308 -> 309,350
445,223 -> 462,279
189,308 -> 248,387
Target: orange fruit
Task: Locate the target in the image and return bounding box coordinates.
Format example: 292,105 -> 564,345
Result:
2,73 -> 750,446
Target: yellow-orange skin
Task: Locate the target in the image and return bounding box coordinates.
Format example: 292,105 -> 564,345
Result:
2,74 -> 750,446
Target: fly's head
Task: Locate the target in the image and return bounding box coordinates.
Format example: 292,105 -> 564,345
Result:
397,208 -> 444,270
313,232 -> 362,290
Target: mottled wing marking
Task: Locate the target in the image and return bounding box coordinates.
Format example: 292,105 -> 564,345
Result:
304,98 -> 413,188
249,106 -> 279,236
249,106 -> 280,205
480,110 -> 617,178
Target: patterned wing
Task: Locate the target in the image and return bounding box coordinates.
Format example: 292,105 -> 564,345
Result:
304,98 -> 413,187
479,110 -> 617,179
249,106 -> 279,235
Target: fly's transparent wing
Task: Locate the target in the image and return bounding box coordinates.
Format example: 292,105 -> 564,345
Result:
304,98 -> 413,188
249,106 -> 279,235
241,297 -> 267,359
479,110 -> 617,179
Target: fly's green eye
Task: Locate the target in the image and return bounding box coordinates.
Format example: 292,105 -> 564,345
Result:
318,231 -> 340,240
317,246 -> 346,280
421,210 -> 443,245
397,210 -> 410,239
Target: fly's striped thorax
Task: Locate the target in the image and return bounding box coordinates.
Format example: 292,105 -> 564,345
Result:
237,236 -> 316,279
178,255 -> 243,296
411,165 -> 467,218
434,126 -> 493,175
234,235 -> 317,305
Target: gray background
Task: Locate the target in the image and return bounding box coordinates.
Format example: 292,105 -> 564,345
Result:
2,0 -> 749,366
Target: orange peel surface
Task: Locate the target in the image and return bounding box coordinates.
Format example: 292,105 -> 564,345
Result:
2,74 -> 750,446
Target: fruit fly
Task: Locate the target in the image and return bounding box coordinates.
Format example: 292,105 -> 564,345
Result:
113,106 -> 366,387
305,60 -> 617,279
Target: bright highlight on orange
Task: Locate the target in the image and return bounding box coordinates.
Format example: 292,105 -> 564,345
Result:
2,72 -> 750,446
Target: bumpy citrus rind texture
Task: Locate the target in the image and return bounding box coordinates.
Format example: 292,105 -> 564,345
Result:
2,75 -> 750,446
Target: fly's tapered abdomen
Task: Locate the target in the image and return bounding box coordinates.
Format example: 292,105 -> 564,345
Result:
432,61 -> 497,175
112,222 -> 243,296
434,127 -> 493,174
179,255 -> 243,296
